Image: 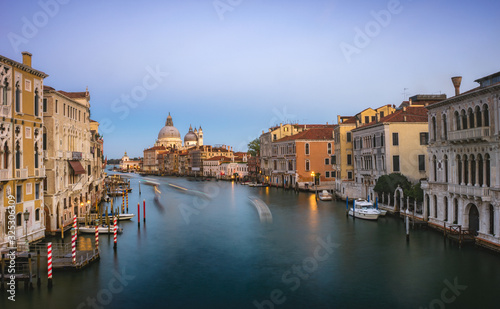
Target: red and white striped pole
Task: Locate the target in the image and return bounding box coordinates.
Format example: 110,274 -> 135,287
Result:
95,225 -> 99,251
113,216 -> 117,249
73,214 -> 77,240
47,242 -> 53,288
71,228 -> 76,264
137,202 -> 141,227
143,199 -> 146,222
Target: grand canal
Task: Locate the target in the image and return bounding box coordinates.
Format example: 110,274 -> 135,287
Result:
4,174 -> 500,309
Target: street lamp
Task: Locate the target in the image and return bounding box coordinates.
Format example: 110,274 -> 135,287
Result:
311,171 -> 315,185
80,202 -> 84,217
23,209 -> 29,245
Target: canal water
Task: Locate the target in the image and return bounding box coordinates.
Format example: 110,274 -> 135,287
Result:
3,174 -> 500,309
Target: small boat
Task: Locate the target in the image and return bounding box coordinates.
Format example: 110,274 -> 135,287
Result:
79,225 -> 123,234
102,213 -> 135,221
348,199 -> 380,220
378,209 -> 387,216
249,183 -> 268,187
318,190 -> 333,201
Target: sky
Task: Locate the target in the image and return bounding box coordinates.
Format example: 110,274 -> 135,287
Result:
1,0 -> 499,159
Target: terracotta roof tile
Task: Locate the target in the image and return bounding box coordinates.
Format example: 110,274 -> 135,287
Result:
57,90 -> 88,99
277,126 -> 335,142
355,106 -> 428,129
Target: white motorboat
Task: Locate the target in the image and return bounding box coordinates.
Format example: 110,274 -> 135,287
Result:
78,225 -> 123,234
348,199 -> 380,220
378,209 -> 387,216
318,190 -> 333,201
102,213 -> 135,221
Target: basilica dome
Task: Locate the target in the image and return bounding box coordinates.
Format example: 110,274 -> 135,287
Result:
157,113 -> 182,148
184,125 -> 198,143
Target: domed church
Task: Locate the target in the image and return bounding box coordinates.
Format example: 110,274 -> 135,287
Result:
155,113 -> 203,149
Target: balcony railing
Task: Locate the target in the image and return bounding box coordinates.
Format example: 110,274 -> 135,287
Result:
0,169 -> 10,180
0,105 -> 11,117
15,168 -> 28,179
448,127 -> 491,142
35,167 -> 45,177
448,183 -> 490,200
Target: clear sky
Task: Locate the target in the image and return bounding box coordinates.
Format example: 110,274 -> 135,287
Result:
1,0 -> 499,159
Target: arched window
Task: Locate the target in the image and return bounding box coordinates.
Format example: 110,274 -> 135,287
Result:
432,155 -> 437,181
483,104 -> 490,126
15,82 -> 21,112
35,208 -> 40,221
16,213 -> 22,226
453,199 -> 458,224
34,142 -> 39,169
442,114 -> 447,139
2,82 -> 8,105
305,159 -> 310,171
489,205 -> 495,235
433,195 -> 438,218
34,89 -> 39,116
305,143 -> 309,155
444,197 -> 448,221
461,110 -> 467,130
478,154 -> 484,186
327,143 -> 332,154
463,155 -> 469,185
468,107 -> 474,128
470,154 -> 476,185
485,153 -> 491,187
444,155 -> 448,183
454,111 -> 460,130
431,117 -> 437,141
15,141 -> 21,169
475,106 -> 482,127
457,155 -> 462,184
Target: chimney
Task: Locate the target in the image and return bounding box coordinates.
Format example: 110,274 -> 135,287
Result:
356,118 -> 360,128
337,115 -> 341,124
22,51 -> 32,67
403,115 -> 407,122
403,106 -> 407,112
376,113 -> 380,122
451,76 -> 462,96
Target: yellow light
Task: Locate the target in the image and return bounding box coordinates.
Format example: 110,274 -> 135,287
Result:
311,172 -> 315,177
80,202 -> 84,206
87,200 -> 90,204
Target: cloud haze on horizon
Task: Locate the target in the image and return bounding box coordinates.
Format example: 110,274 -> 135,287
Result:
1,0 -> 499,158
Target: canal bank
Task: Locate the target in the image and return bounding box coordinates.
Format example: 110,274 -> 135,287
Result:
2,174 -> 500,309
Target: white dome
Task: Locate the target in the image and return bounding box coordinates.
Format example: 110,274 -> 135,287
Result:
158,126 -> 181,140
157,113 -> 182,147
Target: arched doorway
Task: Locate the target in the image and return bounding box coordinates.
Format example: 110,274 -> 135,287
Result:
468,204 -> 479,235
44,205 -> 51,234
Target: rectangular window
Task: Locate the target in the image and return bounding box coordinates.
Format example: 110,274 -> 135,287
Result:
63,103 -> 66,116
393,155 -> 400,172
331,155 -> 336,164
347,171 -> 353,180
43,98 -> 47,113
346,132 -> 352,142
88,164 -> 91,176
332,171 -> 336,178
16,185 -> 22,203
365,116 -> 369,124
371,116 -> 375,122
325,158 -> 329,165
420,132 -> 429,145
26,183 -> 32,195
392,133 -> 399,146
35,183 -> 40,199
273,134 -> 277,141
380,111 -> 384,118
381,134 -> 384,147
43,132 -> 47,150
418,155 -> 425,171
325,171 -> 330,178
347,154 -> 352,165
55,100 -> 58,113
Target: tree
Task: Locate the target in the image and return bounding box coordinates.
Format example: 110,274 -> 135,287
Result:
247,138 -> 260,156
373,173 -> 411,195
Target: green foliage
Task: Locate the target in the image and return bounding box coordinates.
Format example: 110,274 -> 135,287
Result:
247,138 -> 261,156
405,182 -> 424,203
373,173 -> 411,194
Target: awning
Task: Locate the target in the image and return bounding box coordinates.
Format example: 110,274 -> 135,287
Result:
69,160 -> 86,175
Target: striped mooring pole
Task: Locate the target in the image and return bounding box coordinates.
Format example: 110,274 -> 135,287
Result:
137,203 -> 141,227
47,242 -> 53,288
126,191 -> 129,213
122,190 -> 125,213
113,216 -> 118,250
71,228 -> 76,264
95,225 -> 99,251
143,199 -> 146,222
73,215 -> 77,240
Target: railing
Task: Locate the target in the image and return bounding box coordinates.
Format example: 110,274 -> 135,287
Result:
15,168 -> 28,179
448,127 -> 490,142
448,183 -> 490,199
34,167 -> 45,177
0,169 -> 10,180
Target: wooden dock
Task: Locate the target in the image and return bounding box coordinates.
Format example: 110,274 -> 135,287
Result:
53,250 -> 100,271
443,223 -> 475,248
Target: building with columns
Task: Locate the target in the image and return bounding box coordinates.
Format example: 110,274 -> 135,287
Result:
422,72 -> 500,249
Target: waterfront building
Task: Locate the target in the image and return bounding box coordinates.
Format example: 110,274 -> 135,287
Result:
119,151 -> 141,171
203,156 -> 231,178
42,85 -> 98,234
220,160 -> 248,180
247,155 -> 260,181
88,119 -> 105,205
272,126 -> 336,189
422,72 -> 500,249
351,105 -> 431,201
0,52 -> 48,246
142,145 -> 166,173
333,105 -> 396,199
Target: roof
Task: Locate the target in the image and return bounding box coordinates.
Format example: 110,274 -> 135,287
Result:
340,116 -> 357,124
144,145 -> 166,151
57,90 -> 88,99
205,156 -> 232,161
277,127 -> 335,142
354,106 -> 428,130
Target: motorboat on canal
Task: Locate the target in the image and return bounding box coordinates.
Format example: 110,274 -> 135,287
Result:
79,225 -> 123,234
101,213 -> 135,221
318,190 -> 333,201
349,199 -> 380,220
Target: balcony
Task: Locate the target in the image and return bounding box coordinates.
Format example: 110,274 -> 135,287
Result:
0,169 -> 10,181
0,105 -> 11,117
34,167 -> 45,177
15,168 -> 28,179
57,150 -> 63,158
448,127 -> 491,143
448,183 -> 491,201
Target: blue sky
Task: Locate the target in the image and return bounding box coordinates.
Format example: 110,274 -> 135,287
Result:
1,0 -> 499,158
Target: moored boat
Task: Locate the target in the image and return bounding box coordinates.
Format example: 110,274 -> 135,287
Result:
102,213 -> 135,221
318,190 -> 333,201
79,225 -> 123,234
348,199 -> 380,220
